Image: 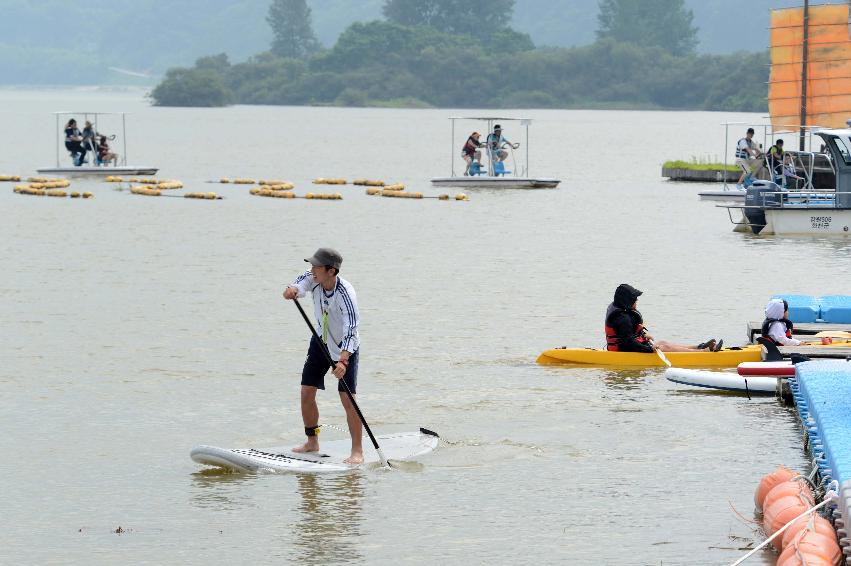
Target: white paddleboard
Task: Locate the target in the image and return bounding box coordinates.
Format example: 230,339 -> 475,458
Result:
665,367 -> 780,393
191,428 -> 439,473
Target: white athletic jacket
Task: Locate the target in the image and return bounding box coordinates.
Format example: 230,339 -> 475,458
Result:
290,271 -> 360,359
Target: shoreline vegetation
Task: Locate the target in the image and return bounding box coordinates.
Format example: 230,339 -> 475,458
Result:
151,1 -> 768,112
662,160 -> 739,172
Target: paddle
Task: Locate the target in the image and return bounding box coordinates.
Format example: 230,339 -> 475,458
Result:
292,297 -> 391,469
648,340 -> 672,367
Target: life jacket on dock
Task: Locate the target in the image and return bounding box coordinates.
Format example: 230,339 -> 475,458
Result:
605,306 -> 649,351
761,317 -> 794,344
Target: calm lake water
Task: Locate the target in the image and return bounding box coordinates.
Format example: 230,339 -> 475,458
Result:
2,88 -> 850,565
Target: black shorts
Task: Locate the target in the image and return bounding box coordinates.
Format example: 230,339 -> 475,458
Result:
301,335 -> 359,393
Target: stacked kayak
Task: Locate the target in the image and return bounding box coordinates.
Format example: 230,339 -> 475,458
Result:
737,361 -> 794,376
665,361 -> 796,393
536,346 -> 762,368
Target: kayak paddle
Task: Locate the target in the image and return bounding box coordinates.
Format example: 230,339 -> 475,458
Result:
649,341 -> 672,367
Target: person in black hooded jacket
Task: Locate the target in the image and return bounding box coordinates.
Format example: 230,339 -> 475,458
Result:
605,284 -> 720,353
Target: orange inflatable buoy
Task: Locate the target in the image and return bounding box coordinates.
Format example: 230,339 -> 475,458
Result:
776,529 -> 842,566
762,481 -> 814,549
754,466 -> 797,513
763,495 -> 812,538
763,480 -> 814,514
780,514 -> 836,550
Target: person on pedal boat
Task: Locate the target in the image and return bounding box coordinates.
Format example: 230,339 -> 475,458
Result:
97,135 -> 118,166
486,124 -> 518,163
605,284 -> 721,353
761,299 -> 801,346
63,119 -> 86,166
461,131 -> 483,175
82,121 -> 97,154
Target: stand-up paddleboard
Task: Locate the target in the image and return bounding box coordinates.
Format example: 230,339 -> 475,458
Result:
737,361 -> 795,377
665,367 -> 780,393
191,428 -> 439,473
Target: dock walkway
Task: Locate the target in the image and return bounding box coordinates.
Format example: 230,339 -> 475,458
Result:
747,321 -> 851,343
777,346 -> 851,359
789,360 -> 851,550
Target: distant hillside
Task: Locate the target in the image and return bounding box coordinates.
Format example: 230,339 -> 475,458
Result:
512,0 -> 801,53
0,0 -> 802,84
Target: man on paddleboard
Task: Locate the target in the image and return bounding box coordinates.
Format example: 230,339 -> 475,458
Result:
283,248 -> 363,464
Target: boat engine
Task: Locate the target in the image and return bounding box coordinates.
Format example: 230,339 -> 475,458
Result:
744,180 -> 785,234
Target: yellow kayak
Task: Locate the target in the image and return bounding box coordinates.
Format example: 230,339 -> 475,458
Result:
536,346 -> 763,368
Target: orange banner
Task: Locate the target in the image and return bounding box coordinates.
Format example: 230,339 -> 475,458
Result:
769,4 -> 851,130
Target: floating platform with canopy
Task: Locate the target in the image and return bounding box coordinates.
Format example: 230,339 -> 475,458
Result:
37,111 -> 157,176
430,116 -> 560,189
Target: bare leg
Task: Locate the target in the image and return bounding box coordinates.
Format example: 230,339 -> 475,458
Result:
292,385 -> 320,453
339,391 -> 364,464
655,340 -> 708,353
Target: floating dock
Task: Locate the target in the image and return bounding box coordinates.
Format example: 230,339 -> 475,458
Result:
748,322 -> 851,342
777,346 -> 851,359
788,360 -> 851,557
747,294 -> 851,342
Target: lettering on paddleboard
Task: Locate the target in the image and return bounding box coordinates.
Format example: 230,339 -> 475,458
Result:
811,216 -> 832,229
244,448 -> 332,463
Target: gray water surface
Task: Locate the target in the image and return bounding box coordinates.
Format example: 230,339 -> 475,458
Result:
2,89 -> 848,565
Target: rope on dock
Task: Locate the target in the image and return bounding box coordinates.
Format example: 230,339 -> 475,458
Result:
729,497 -> 832,565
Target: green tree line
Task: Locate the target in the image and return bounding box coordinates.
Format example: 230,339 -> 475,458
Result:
151,0 -> 769,111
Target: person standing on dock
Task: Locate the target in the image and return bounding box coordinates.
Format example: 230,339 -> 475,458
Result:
735,127 -> 764,189
761,299 -> 801,346
282,248 -> 363,464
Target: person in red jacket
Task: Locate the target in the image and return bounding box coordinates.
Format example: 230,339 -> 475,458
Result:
461,132 -> 483,175
605,284 -> 721,352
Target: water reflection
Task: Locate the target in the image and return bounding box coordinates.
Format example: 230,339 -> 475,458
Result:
599,368 -> 653,391
290,472 -> 365,565
189,468 -> 259,511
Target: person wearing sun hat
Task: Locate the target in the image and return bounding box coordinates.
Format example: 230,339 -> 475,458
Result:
282,247 -> 363,464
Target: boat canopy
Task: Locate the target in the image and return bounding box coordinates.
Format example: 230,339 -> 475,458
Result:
448,116 -> 531,121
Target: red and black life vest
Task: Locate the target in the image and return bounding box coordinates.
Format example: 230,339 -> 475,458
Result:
462,137 -> 481,157
605,307 -> 649,351
761,317 -> 794,344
